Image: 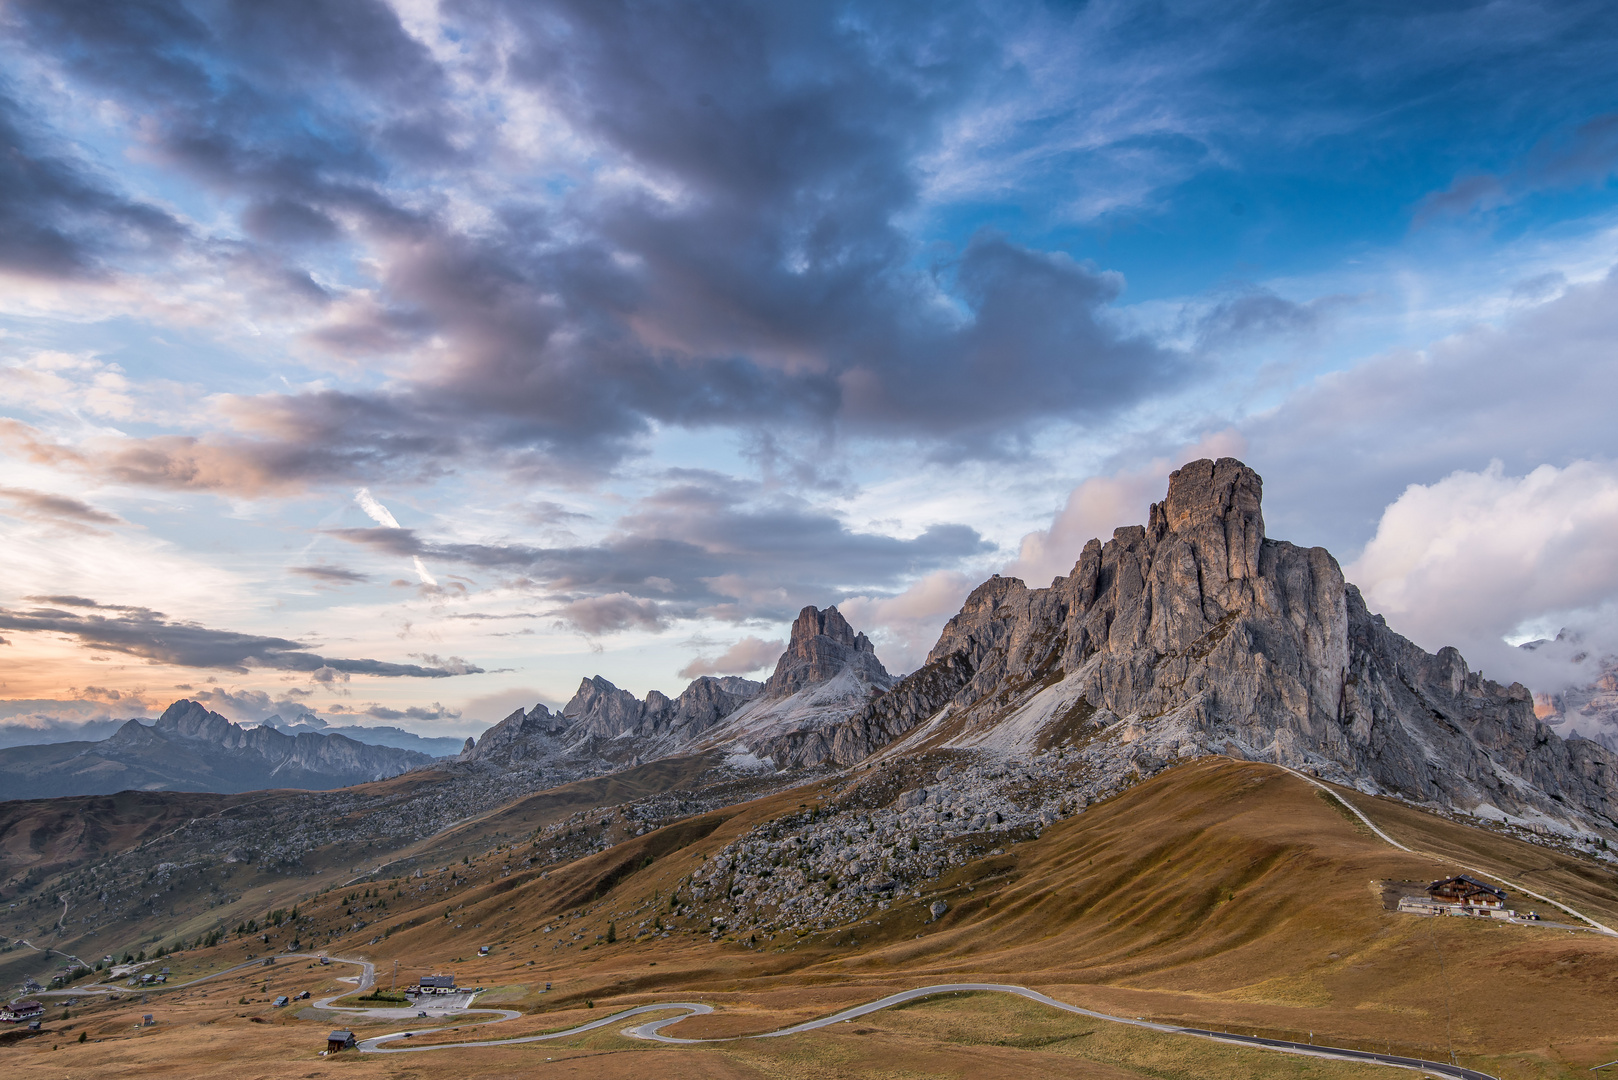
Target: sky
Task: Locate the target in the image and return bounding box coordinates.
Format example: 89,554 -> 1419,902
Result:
4,0 -> 1618,741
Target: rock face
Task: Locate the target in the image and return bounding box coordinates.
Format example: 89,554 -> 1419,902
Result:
763,606 -> 888,697
462,676 -> 765,766
819,458 -> 1618,833
460,703 -> 569,764
1533,656 -> 1618,753
0,700 -> 434,798
565,675 -> 766,744
705,605 -> 893,767
460,606 -> 890,771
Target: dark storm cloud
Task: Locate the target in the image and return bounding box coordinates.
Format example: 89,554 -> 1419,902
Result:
5,0 -> 1186,486
26,0 -> 1601,487
0,600 -> 482,676
331,472 -> 994,630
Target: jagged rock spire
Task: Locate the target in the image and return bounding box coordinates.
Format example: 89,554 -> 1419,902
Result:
806,457 -> 1618,832
763,605 -> 888,698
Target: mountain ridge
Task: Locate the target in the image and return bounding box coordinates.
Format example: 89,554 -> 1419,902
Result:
0,700 -> 434,799
459,602 -> 892,771
452,458 -> 1617,836
807,457 -> 1617,833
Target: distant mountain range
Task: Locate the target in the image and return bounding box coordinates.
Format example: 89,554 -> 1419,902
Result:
0,700 -> 435,800
256,715 -> 467,757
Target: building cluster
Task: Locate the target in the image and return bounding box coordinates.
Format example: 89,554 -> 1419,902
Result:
0,999 -> 43,1024
1397,875 -> 1535,920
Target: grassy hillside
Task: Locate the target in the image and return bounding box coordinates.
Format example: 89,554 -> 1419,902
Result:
8,757 -> 1613,1078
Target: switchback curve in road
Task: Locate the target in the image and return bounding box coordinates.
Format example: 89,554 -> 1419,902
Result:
360,982 -> 1498,1079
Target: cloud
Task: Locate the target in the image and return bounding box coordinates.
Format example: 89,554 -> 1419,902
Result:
355,488 -> 437,584
329,471 -> 994,631
0,89 -> 185,280
1188,288 -> 1355,353
288,564 -> 369,585
1,689 -> 354,742
838,570 -> 980,674
0,0 -> 1195,492
1241,266 -> 1618,552
183,686 -> 325,725
0,713 -> 130,748
1417,113 -> 1618,223
355,702 -> 460,722
355,488 -> 400,528
0,486 -> 122,529
678,636 -> 784,679
0,597 -> 483,676
554,593 -> 668,635
1345,460 -> 1618,692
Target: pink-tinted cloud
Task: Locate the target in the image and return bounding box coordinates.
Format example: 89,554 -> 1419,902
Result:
678,636 -> 784,679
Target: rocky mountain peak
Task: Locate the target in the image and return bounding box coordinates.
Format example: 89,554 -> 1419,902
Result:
764,605 -> 888,699
155,699 -> 235,742
1158,457 -> 1264,538
812,457 -> 1618,834
788,605 -> 863,649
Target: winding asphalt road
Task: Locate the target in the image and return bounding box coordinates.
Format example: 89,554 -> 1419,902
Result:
357,982 -> 1497,1078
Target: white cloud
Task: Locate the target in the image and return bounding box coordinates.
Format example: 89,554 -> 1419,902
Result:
1243,265 -> 1618,552
355,487 -> 401,528
356,488 -> 436,583
1346,460 -> 1618,691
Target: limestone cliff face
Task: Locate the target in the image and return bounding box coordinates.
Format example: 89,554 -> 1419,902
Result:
462,702 -> 568,764
822,458 -> 1618,832
707,605 -> 893,768
763,606 -> 889,698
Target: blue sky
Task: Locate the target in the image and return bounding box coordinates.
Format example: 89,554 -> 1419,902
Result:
3,0 -> 1618,737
